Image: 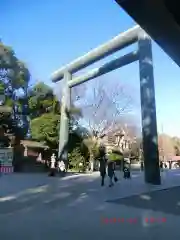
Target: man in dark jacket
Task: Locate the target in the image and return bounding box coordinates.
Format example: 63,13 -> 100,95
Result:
99,145 -> 107,186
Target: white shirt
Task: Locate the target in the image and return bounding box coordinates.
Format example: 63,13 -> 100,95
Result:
51,155 -> 56,168
59,161 -> 65,171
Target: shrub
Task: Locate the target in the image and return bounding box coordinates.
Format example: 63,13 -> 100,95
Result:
108,152 -> 123,161
68,147 -> 86,171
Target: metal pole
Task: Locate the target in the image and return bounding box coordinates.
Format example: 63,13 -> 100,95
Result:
51,25 -> 141,82
138,31 -> 161,185
161,122 -> 164,161
58,72 -> 71,170
68,51 -> 139,88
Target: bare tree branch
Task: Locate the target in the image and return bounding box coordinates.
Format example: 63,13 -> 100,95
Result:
76,79 -> 136,138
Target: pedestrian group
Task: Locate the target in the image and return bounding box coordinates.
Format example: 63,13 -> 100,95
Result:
99,144 -> 131,187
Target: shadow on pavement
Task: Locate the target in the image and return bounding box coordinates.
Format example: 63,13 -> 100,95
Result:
1,172 -> 180,239
0,173 -> 104,216
1,170 -> 180,217
107,186 -> 180,216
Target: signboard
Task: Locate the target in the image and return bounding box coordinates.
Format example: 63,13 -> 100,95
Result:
0,148 -> 14,173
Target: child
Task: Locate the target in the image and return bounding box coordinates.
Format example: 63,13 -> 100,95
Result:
123,158 -> 131,179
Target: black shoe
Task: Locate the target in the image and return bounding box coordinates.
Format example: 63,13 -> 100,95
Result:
114,177 -> 118,182
109,183 -> 114,187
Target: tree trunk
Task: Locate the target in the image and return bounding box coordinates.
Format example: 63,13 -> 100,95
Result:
89,152 -> 94,172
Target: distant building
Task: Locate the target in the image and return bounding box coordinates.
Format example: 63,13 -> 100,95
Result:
101,127 -> 135,153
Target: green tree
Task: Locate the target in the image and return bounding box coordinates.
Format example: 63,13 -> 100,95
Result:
28,82 -> 59,118
82,132 -> 100,171
29,82 -> 82,150
30,113 -> 60,148
0,41 -> 30,99
28,82 -> 60,148
29,82 -> 59,145
68,147 -> 85,171
0,40 -> 30,139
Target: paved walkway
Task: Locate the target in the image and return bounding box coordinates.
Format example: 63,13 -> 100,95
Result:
1,170 -> 180,239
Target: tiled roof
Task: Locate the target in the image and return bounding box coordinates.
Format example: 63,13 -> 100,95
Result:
0,106 -> 12,113
21,140 -> 48,149
171,156 -> 180,161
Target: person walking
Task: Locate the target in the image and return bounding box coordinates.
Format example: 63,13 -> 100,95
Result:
0,160 -> 1,177
49,153 -> 56,177
99,145 -> 107,186
160,161 -> 163,171
107,160 -> 118,187
140,161 -> 144,171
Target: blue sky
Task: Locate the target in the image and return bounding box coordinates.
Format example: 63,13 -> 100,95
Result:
1,0 -> 180,137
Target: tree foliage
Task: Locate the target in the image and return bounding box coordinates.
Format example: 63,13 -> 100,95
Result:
29,81 -> 83,150
30,113 -> 60,148
68,147 -> 86,171
0,40 -> 30,139
0,41 -> 30,97
28,82 -> 61,148
28,82 -> 59,118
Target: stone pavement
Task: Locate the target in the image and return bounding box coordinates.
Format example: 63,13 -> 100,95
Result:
1,170 -> 180,240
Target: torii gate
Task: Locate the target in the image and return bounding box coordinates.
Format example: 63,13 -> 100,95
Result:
51,26 -> 161,185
